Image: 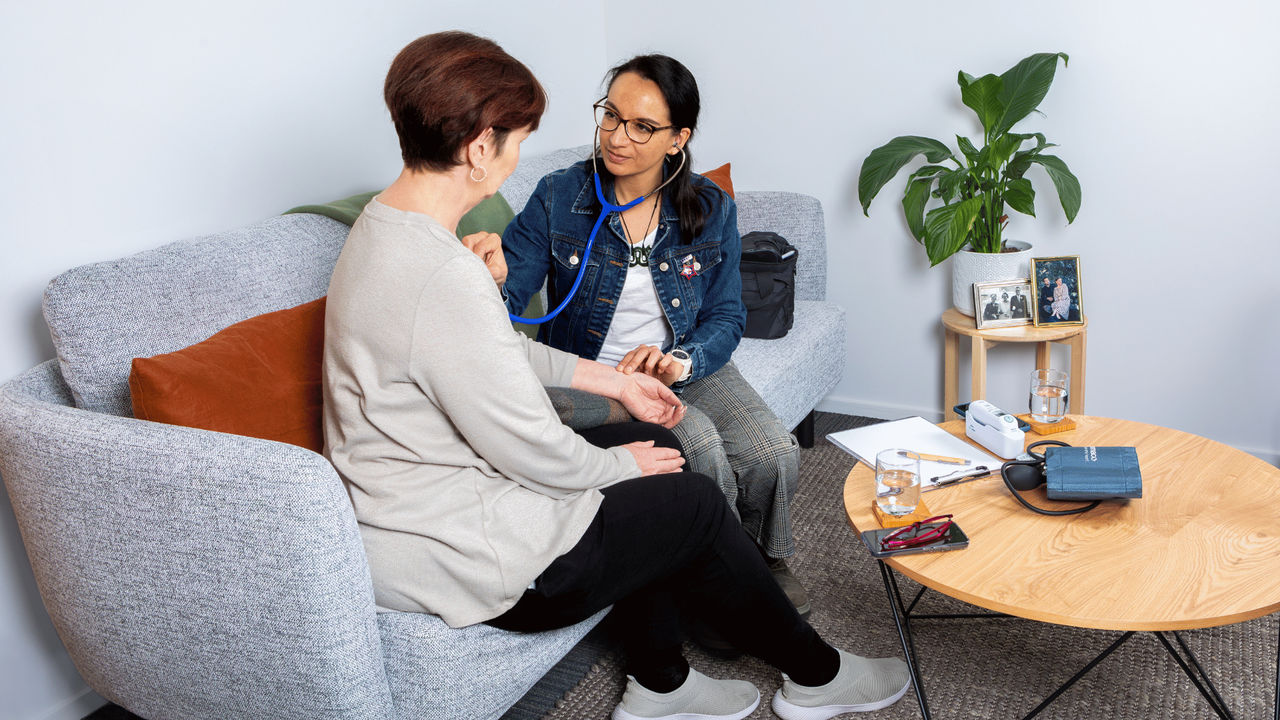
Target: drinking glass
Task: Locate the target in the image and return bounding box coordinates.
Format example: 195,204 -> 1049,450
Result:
1029,368 -> 1069,423
875,448 -> 920,516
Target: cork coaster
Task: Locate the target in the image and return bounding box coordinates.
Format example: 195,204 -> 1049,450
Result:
1017,414 -> 1077,435
871,498 -> 934,528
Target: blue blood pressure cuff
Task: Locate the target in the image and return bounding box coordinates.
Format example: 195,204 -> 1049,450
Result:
1044,446 -> 1143,500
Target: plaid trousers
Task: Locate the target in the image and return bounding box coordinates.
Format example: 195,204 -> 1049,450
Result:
671,362 -> 799,558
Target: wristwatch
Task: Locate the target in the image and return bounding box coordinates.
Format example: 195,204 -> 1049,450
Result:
670,348 -> 693,382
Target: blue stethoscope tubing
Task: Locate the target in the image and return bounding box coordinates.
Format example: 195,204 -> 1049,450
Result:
510,173 -> 642,324
508,142 -> 686,325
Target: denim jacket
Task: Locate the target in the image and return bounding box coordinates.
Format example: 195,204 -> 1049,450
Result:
502,160 -> 745,386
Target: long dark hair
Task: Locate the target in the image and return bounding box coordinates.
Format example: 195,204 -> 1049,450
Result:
599,55 -> 716,243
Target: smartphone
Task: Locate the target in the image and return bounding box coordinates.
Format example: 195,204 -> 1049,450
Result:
860,521 -> 970,559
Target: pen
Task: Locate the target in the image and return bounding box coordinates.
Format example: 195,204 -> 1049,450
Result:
900,450 -> 971,466
931,465 -> 991,485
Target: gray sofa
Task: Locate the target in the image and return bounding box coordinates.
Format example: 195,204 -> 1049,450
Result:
0,146 -> 845,719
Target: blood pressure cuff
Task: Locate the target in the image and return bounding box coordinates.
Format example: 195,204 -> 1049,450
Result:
1043,446 -> 1143,500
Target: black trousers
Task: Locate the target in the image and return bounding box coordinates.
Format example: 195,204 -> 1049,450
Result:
487,422 -> 837,690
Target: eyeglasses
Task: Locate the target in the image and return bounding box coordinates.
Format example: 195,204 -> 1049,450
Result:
593,100 -> 676,144
879,515 -> 955,550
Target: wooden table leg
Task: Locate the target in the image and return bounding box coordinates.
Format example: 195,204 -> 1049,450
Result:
1069,330 -> 1086,414
971,336 -> 988,403
944,328 -> 959,412
1036,341 -> 1051,371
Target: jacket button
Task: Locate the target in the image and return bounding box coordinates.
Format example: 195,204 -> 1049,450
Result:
659,262 -> 669,271
671,298 -> 681,308
569,254 -> 579,266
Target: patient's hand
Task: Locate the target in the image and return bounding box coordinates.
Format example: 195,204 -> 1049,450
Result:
617,372 -> 686,429
621,440 -> 685,475
461,231 -> 507,286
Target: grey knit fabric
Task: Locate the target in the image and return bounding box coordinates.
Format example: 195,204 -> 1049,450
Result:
734,301 -> 847,432
42,212 -> 349,415
378,609 -> 607,719
735,191 -> 828,302
0,361 -> 393,719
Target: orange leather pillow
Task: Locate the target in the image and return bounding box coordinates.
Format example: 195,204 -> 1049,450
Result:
701,162 -> 735,199
130,297 -> 326,453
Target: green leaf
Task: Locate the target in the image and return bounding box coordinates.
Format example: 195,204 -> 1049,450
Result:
935,166 -> 972,203
1005,178 -> 1036,217
990,133 -> 1025,167
1027,154 -> 1081,222
859,136 -> 955,214
902,176 -> 933,241
958,72 -> 1004,137
956,135 -> 981,165
994,52 -> 1069,135
923,197 -> 983,266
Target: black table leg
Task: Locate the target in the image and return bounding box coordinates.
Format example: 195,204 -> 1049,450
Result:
879,560 -> 931,719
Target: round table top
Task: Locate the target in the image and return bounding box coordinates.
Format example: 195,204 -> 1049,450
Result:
941,307 -> 1087,341
843,417 -> 1280,631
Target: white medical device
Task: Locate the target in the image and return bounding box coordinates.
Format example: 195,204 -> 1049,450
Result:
965,400 -> 1025,459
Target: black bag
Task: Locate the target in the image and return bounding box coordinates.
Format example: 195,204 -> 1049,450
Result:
739,231 -> 798,339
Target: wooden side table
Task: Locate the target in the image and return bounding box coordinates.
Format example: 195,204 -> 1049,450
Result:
941,307 -> 1087,415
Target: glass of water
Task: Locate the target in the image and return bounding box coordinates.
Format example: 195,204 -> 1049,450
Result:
875,448 -> 920,516
1029,368 -> 1069,423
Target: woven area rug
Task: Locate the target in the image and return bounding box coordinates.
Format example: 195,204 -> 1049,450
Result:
528,412 -> 1279,720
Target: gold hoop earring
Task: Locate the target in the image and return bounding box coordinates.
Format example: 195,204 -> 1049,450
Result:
470,166 -> 487,183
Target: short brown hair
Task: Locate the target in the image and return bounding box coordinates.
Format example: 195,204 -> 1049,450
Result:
384,32 -> 546,172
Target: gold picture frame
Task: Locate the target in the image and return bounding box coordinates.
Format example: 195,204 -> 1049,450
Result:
1030,255 -> 1084,327
973,278 -> 1033,329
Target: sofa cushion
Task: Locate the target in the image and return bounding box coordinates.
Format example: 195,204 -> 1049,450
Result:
732,299 -> 846,431
129,297 -> 326,452
44,213 -> 350,417
701,162 -> 735,199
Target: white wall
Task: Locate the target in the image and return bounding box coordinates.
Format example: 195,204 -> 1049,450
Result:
3,1 -> 1279,717
605,0 -> 1280,461
0,2 -> 605,717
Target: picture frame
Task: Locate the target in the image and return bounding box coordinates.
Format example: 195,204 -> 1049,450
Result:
1030,255 -> 1084,327
972,278 -> 1034,329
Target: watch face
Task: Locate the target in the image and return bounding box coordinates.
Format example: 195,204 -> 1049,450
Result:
671,349 -> 691,361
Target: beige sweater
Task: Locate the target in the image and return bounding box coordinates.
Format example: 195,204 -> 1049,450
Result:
322,198 -> 640,628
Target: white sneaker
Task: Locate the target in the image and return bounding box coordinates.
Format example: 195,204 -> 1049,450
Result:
612,668 -> 761,720
771,649 -> 911,720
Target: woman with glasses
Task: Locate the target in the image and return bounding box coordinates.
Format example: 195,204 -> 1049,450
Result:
502,54 -> 811,629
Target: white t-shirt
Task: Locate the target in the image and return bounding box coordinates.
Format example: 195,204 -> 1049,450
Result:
597,228 -> 674,366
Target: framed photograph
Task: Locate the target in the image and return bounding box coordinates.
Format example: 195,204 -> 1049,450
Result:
973,279 -> 1034,329
1030,255 -> 1084,327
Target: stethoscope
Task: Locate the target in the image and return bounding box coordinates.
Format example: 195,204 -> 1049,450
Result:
509,137 -> 686,325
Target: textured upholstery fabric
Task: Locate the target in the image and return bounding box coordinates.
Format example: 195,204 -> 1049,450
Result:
733,301 -> 847,432
43,213 -> 348,416
735,191 -> 828,303
0,361 -> 394,719
379,608 -> 608,719
129,297 -> 327,452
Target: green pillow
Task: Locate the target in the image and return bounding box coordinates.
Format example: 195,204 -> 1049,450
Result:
286,191 -> 543,337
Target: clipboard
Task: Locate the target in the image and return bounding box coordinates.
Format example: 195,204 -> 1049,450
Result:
827,416 -> 1000,491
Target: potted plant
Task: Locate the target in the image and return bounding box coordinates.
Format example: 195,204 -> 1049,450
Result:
857,52 -> 1082,316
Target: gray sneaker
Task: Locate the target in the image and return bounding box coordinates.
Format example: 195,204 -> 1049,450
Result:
767,557 -> 812,618
612,668 -> 760,720
770,649 -> 911,719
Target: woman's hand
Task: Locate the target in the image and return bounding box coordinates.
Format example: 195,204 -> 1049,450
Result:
617,344 -> 684,386
461,231 -> 507,286
617,372 -> 686,428
621,440 -> 685,475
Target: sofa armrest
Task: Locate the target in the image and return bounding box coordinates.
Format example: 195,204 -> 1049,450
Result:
734,191 -> 828,302
0,361 -> 393,719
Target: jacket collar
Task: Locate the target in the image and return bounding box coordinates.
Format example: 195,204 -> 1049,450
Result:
571,166 -> 679,226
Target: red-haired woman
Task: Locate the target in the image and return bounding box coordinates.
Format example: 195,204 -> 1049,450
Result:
322,32 -> 909,720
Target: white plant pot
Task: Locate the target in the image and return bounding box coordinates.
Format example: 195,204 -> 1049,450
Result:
950,240 -> 1034,316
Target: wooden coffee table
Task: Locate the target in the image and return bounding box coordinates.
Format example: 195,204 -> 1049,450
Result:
843,416 -> 1280,719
